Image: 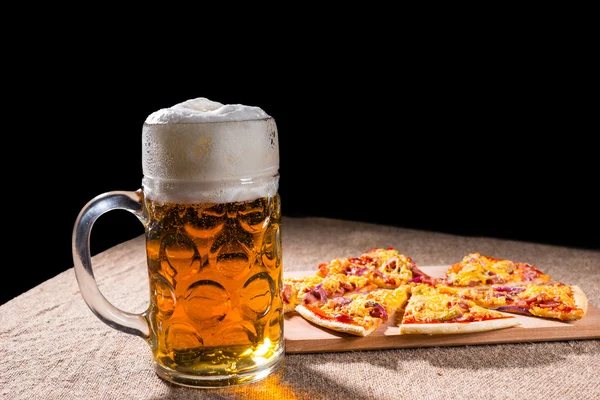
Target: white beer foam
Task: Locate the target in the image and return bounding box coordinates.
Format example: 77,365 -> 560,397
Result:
145,97 -> 270,124
142,175 -> 279,204
142,97 -> 279,203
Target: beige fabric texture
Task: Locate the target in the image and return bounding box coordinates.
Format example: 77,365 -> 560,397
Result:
1,216 -> 599,400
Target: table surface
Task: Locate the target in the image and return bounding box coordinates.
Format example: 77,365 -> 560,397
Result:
2,216 -> 599,400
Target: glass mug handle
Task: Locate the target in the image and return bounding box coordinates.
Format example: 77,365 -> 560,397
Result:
72,190 -> 149,339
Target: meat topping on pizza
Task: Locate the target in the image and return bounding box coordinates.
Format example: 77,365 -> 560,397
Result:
317,247 -> 439,288
437,282 -> 587,321
445,252 -> 552,287
283,273 -> 377,313
298,286 -> 411,334
401,284 -> 516,324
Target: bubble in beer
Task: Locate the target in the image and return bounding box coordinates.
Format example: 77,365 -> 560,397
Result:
142,97 -> 279,204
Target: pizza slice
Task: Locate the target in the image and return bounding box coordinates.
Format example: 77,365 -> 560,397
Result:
437,282 -> 588,321
282,275 -> 324,313
316,247 -> 440,288
444,252 -> 552,288
282,273 -> 377,313
399,284 -> 520,335
295,285 -> 411,337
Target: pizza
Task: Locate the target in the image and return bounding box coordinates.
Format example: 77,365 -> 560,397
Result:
284,248 -> 589,337
436,282 -> 588,321
282,275 -> 324,313
295,286 -> 411,337
398,284 -> 520,334
444,252 -> 552,288
316,247 -> 439,288
282,273 -> 376,313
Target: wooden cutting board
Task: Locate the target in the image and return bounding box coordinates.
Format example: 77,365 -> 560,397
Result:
283,267 -> 600,354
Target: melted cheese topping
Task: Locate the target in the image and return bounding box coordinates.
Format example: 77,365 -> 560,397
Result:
445,252 -> 550,286
519,283 -> 571,302
282,275 -> 323,309
375,255 -> 415,287
282,273 -> 375,312
517,283 -> 584,320
360,286 -> 411,311
436,283 -> 584,321
317,248 -> 418,288
322,286 -> 410,327
436,285 -> 507,308
319,274 -> 372,294
446,253 -> 515,286
283,275 -> 323,293
403,284 -> 509,324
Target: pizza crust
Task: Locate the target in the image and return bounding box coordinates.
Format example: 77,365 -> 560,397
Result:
571,285 -> 588,316
283,303 -> 297,314
399,317 -> 520,335
295,304 -> 377,337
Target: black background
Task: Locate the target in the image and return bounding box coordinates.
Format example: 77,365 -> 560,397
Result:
4,22 -> 598,305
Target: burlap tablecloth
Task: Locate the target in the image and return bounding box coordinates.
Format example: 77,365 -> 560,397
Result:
2,217 -> 599,400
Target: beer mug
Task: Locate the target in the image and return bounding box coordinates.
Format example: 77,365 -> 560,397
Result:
72,98 -> 284,388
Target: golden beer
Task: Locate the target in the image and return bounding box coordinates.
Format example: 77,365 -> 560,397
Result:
144,194 -> 284,382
